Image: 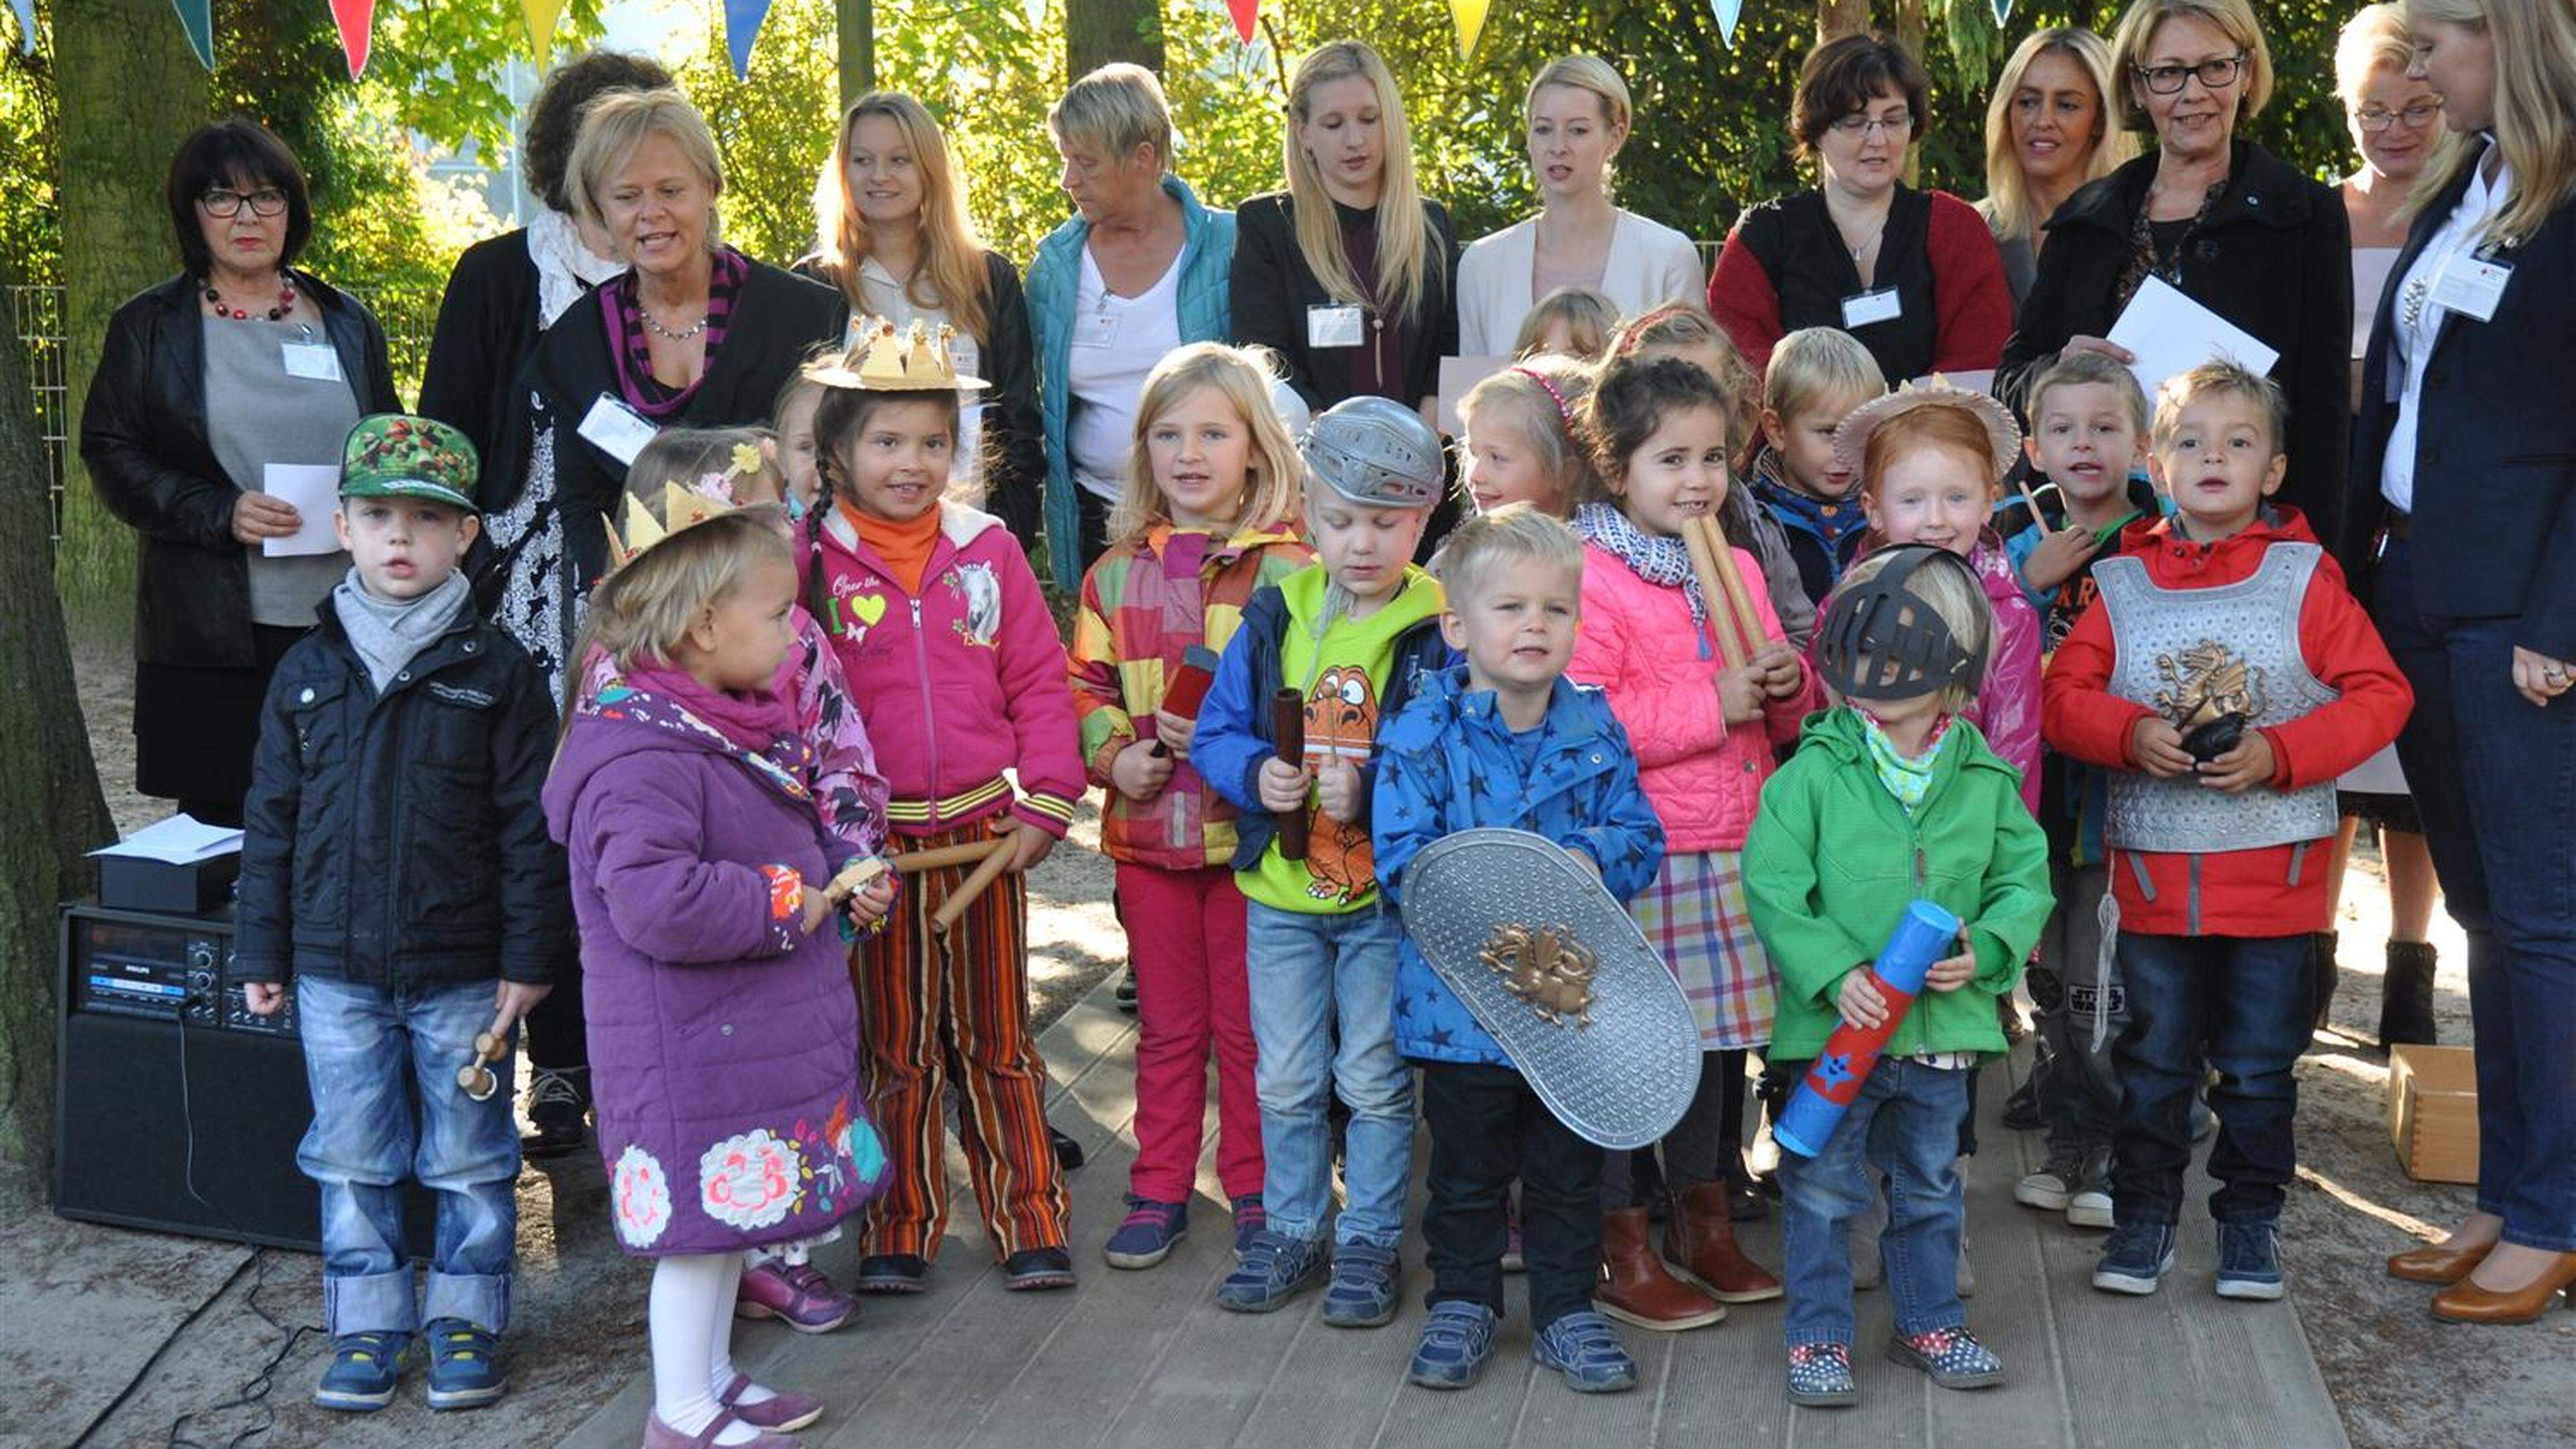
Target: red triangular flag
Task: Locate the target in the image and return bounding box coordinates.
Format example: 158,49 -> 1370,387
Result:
1226,0 -> 1256,44
329,0 -> 374,78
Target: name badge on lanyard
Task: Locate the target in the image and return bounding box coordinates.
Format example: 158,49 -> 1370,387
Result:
1307,303 -> 1366,350
578,393 -> 659,466
1841,287 -> 1902,329
2430,251 -> 2510,324
280,335 -> 343,382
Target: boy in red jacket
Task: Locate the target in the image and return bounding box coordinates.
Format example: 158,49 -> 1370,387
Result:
2041,362 -> 2410,1303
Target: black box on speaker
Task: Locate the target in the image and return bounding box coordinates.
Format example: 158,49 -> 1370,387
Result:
54,903 -> 435,1254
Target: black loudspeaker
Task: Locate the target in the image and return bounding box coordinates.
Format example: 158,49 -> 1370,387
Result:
54,904 -> 435,1254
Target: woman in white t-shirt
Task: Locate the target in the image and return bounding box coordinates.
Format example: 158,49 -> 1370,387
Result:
1456,56 -> 1704,357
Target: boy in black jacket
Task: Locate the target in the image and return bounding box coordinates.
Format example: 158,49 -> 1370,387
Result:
234,414 -> 568,1415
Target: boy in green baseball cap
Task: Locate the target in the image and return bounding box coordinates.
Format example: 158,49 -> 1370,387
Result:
234,411 -> 570,1415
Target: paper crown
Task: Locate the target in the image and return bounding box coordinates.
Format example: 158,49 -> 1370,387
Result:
602,443 -> 767,571
807,317 -> 989,392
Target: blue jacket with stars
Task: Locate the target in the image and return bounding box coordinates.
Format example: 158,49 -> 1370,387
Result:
1374,667 -> 1666,1067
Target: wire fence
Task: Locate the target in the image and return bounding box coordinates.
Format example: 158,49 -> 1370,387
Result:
11,284 -> 68,539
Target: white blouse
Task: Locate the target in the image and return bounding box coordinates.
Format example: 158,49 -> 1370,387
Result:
1456,208 -> 1706,356
2380,150 -> 2512,516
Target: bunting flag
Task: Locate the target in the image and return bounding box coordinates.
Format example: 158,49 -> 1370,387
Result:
168,0 -> 213,68
9,0 -> 34,54
329,0 -> 375,78
523,0 -> 567,63
723,0 -> 773,78
1225,0 -> 1257,44
1449,0 -> 1490,59
1710,0 -> 1742,46
1991,0 -> 2012,19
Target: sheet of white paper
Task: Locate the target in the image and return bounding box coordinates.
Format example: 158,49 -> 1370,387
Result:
89,813 -> 244,863
1436,354 -> 1514,437
260,462 -> 343,557
2106,275 -> 2279,400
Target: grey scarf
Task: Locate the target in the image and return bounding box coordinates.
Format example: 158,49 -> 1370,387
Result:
333,568 -> 472,692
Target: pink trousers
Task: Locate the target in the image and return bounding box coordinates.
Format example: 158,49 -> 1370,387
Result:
1118,862 -> 1263,1203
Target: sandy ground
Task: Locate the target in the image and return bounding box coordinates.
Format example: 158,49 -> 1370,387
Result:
5,634 -> 2567,1448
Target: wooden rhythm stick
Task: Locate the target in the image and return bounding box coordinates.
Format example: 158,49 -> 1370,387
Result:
824,855 -> 890,903
891,838 -> 1011,875
455,1011 -> 513,1101
1270,688 -> 1310,862
2016,476 -> 2054,532
931,830 -> 1020,936
1700,517 -> 1768,658
1679,517 -> 1754,670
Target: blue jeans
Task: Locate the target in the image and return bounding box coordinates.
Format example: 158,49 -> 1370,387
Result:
1775,1057 -> 1970,1346
2110,932 -> 2308,1226
1244,900 -> 1411,1248
296,975 -> 521,1335
2376,539 -> 2576,1249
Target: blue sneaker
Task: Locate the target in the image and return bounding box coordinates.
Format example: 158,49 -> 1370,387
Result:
1887,1326 -> 2003,1389
2215,1221 -> 2285,1301
422,1319 -> 506,1411
1534,1309 -> 1638,1393
1216,1230 -> 1328,1313
1321,1241 -> 1401,1328
2092,1221 -> 2178,1295
1103,1197 -> 1188,1270
314,1330 -> 410,1412
1230,1195 -> 1267,1254
1786,1342 -> 1859,1407
1406,1301 -> 1499,1389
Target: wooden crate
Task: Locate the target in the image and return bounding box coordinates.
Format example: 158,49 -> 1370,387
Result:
2387,1044 -> 2479,1185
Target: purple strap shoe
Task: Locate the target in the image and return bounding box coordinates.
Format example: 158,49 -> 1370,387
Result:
641,1407 -> 798,1448
718,1371 -> 825,1432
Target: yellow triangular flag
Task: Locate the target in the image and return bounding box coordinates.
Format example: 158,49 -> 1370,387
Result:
1449,0 -> 1491,59
523,0 -> 566,62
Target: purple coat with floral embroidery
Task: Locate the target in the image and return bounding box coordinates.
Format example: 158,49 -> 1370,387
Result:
543,684 -> 885,1258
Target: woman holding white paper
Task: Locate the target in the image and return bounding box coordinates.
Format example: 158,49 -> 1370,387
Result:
78,117 -> 398,827
1995,0 -> 2354,566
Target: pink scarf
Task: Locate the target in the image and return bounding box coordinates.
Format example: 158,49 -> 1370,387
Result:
623,657 -> 801,757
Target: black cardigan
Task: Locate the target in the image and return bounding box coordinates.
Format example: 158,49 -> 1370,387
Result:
78,270 -> 400,668
523,256 -> 847,585
2351,140 -> 2576,661
417,228 -> 545,513
1229,191 -> 1460,412
792,250 -> 1047,547
1999,142 -> 2355,566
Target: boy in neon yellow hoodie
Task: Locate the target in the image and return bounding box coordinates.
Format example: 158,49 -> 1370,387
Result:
1195,397 -> 1451,1326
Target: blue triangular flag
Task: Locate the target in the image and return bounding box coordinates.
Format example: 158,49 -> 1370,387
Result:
168,0 -> 213,67
1709,0 -> 1743,46
724,0 -> 772,78
11,0 -> 36,54
1992,0 -> 2012,21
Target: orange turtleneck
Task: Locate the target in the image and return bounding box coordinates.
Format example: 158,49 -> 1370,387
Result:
840,497 -> 942,596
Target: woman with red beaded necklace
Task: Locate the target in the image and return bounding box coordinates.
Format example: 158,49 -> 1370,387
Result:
79,117 -> 398,828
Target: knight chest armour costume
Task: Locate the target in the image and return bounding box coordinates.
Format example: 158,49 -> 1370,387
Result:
2092,543 -> 2341,855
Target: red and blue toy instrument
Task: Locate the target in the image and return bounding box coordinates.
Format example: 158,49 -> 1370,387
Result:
1772,900 -> 1962,1159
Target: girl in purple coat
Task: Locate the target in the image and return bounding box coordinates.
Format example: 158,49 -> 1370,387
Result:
545,511 -> 894,1449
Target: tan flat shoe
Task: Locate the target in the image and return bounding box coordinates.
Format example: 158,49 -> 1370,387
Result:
2429,1252 -> 2576,1325
2387,1239 -> 2493,1285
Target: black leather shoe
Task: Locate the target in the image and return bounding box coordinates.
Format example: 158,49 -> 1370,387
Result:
520,1067 -> 589,1159
1049,1122 -> 1085,1171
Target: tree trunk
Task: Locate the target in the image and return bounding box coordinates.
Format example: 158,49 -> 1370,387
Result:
1819,0 -> 1870,41
0,258 -> 118,1176
1067,0 -> 1163,80
54,0 -> 205,633
837,0 -> 874,109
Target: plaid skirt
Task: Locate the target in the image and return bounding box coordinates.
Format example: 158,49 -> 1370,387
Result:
1629,848 -> 1774,1050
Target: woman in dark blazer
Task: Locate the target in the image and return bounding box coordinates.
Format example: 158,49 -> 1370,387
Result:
2353,0 -> 2576,1327
80,118 -> 397,827
1997,0 -> 2354,565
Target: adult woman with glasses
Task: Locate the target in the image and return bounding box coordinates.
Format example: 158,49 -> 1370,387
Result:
1997,0 -> 2357,565
78,117 -> 398,828
1709,32 -> 2011,381
2352,0 -> 2576,1325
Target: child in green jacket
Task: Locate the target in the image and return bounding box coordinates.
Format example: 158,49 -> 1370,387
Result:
1743,545 -> 2053,1409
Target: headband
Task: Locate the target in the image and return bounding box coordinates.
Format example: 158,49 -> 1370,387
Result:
1509,366 -> 1576,433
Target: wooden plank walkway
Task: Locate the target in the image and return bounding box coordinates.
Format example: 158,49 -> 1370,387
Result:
566,981 -> 2350,1449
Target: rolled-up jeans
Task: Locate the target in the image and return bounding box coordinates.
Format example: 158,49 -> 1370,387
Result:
296,975 -> 519,1336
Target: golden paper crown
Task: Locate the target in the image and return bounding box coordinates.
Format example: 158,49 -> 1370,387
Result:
808,316 -> 989,392
601,442 -> 769,570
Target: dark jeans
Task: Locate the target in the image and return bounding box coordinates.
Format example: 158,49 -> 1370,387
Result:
2375,538 -> 2576,1248
2111,932 -> 2308,1226
2035,860 -> 2124,1156
1419,1061 -> 1603,1328
1600,1049 -> 1744,1208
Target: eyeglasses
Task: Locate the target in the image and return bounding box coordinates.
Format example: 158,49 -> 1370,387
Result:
2134,54 -> 2246,95
199,188 -> 288,219
2354,100 -> 2441,132
1829,111 -> 1913,140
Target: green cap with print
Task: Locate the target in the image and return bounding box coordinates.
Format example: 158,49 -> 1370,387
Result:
338,413 -> 480,512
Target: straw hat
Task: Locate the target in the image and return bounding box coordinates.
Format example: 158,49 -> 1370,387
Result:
1831,375 -> 2021,479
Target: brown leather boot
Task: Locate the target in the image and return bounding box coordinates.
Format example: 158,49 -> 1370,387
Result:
1595,1207 -> 1723,1330
1664,1182 -> 1786,1303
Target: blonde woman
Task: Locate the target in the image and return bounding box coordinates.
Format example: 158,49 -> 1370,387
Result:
1457,56 -> 1703,356
1231,41 -> 1457,422
1978,28 -> 2135,307
1996,0 -> 2355,564
799,91 -> 1045,545
2354,0 -> 2576,1326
